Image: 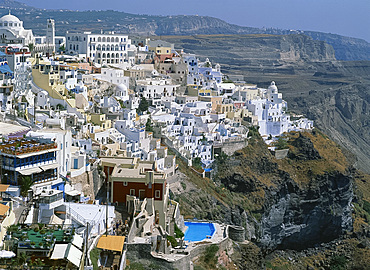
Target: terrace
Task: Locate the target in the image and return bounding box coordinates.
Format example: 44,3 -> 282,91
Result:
0,138 -> 57,156
4,224 -> 76,256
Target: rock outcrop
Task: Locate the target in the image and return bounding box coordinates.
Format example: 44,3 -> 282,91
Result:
213,132 -> 355,251
260,171 -> 353,250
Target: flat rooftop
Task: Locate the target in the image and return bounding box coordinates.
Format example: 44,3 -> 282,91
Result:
0,122 -> 30,137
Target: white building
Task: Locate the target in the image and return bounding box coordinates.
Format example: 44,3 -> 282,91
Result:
246,81 -> 313,138
136,78 -> 179,101
27,129 -> 73,178
65,31 -> 132,65
101,68 -> 129,89
0,13 -> 34,46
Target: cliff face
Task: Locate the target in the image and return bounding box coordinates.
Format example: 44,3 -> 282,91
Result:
174,130 -> 370,269
260,171 -> 353,250
212,131 -> 356,250
161,34 -> 336,64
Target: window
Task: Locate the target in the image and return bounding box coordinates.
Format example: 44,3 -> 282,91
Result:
123,182 -> 128,186
130,189 -> 135,196
139,190 -> 145,200
155,190 -> 160,198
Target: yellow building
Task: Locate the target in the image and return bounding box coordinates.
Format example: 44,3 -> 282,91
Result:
149,46 -> 171,55
186,85 -> 218,97
216,103 -> 233,114
227,108 -> 258,125
199,96 -> 223,112
90,113 -> 112,129
31,58 -> 68,99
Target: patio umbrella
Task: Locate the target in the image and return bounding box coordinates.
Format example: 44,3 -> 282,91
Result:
0,250 -> 16,258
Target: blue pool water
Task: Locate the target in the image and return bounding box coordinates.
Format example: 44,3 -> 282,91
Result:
184,222 -> 216,242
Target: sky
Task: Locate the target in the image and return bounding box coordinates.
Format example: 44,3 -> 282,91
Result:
16,0 -> 370,42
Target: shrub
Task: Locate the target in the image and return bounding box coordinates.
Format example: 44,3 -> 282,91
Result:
204,244 -> 219,264
174,223 -> 184,238
192,157 -> 203,170
275,136 -> 288,150
330,255 -> 347,270
90,248 -> 101,270
167,235 -> 177,247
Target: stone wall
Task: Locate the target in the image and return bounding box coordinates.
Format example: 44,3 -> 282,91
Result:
126,237 -> 232,270
70,165 -> 104,200
274,149 -> 289,159
216,140 -> 248,156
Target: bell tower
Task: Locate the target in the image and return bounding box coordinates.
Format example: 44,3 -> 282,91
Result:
46,19 -> 55,52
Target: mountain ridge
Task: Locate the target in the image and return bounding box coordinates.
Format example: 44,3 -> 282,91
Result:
0,0 -> 369,61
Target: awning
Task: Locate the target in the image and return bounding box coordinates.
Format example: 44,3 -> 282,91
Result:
72,234 -> 83,250
49,214 -> 64,225
0,63 -> 13,74
0,204 -> 9,216
19,167 -> 42,175
66,244 -> 82,267
39,163 -> 59,171
0,184 -> 9,192
50,244 -> 68,260
97,235 -> 125,253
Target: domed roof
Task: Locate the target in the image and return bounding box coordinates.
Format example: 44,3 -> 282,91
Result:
115,84 -> 128,92
0,14 -> 21,22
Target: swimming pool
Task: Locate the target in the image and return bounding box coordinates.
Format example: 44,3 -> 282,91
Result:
184,222 -> 216,242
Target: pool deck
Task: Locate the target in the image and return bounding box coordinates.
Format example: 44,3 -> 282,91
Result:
151,223 -> 228,262
184,222 -> 216,242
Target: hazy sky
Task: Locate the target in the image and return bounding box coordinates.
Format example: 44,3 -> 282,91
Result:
16,0 -> 370,42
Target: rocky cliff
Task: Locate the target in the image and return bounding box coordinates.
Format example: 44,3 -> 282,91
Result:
174,130 -> 370,269
215,132 -> 354,249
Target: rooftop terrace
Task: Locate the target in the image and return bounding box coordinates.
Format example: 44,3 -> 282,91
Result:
6,224 -> 76,251
0,138 -> 57,156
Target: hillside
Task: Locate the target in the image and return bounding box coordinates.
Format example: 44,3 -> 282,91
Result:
0,0 -> 369,61
173,129 -> 370,269
158,35 -> 370,174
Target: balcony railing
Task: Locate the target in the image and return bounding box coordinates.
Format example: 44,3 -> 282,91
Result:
0,142 -> 57,156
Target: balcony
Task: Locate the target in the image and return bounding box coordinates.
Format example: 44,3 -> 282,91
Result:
0,139 -> 57,156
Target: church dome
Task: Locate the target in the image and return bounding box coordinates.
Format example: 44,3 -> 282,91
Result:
0,13 -> 23,29
115,84 -> 128,91
0,14 -> 21,23
115,84 -> 128,96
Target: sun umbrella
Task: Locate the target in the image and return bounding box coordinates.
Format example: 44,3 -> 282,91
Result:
0,250 -> 16,258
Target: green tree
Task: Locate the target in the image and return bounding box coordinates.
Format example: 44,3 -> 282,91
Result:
56,103 -> 65,111
275,136 -> 288,150
27,43 -> 34,52
192,157 -> 202,170
118,99 -> 126,109
59,44 -> 65,52
145,117 -> 153,132
174,223 -> 184,238
137,97 -> 149,114
20,176 -> 33,197
16,252 -> 28,266
215,151 -> 228,164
